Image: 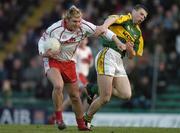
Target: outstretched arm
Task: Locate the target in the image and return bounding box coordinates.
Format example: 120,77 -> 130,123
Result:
95,17 -> 117,36
103,30 -> 135,58
111,35 -> 126,51
103,30 -> 126,51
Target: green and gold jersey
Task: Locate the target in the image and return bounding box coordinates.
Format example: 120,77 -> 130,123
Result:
101,13 -> 144,56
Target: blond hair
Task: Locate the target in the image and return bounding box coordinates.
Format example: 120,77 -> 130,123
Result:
63,5 -> 82,20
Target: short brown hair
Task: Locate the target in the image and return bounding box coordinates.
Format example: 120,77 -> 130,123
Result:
134,4 -> 148,14
63,5 -> 82,20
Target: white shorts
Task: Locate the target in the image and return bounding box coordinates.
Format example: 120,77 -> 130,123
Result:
95,48 -> 127,77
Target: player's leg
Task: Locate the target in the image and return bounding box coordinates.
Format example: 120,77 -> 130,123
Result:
62,96 -> 71,111
64,61 -> 90,131
84,75 -> 113,124
77,72 -> 93,111
47,68 -> 66,130
66,82 -> 90,130
85,48 -> 110,105
85,76 -> 131,103
112,53 -> 132,99
85,83 -> 99,104
112,76 -> 132,100
66,82 -> 83,117
84,48 -> 115,127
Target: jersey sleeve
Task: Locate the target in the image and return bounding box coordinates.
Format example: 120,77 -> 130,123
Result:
38,37 -> 46,55
38,21 -> 60,55
103,29 -> 116,40
82,19 -> 116,40
82,20 -> 96,36
135,25 -> 144,56
38,28 -> 51,55
136,35 -> 144,56
109,14 -> 131,24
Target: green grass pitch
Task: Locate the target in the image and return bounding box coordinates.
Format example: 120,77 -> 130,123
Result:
0,125 -> 180,133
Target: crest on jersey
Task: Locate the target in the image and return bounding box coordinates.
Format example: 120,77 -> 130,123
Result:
134,34 -> 137,39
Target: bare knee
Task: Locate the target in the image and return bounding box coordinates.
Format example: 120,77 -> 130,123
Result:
69,93 -> 80,103
53,83 -> 63,93
121,91 -> 132,100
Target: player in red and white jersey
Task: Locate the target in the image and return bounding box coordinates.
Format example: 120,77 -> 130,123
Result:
75,38 -> 93,86
38,5 -> 126,131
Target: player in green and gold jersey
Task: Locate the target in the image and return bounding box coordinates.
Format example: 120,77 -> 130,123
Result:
84,4 -> 148,128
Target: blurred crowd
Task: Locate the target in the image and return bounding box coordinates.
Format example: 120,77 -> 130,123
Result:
0,0 -> 41,48
0,0 -> 180,109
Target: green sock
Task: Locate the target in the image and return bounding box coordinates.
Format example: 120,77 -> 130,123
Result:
91,84 -> 99,95
84,113 -> 93,123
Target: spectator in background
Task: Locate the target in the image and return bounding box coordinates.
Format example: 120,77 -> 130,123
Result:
175,32 -> 180,55
0,61 -> 8,88
8,58 -> 24,92
166,51 -> 179,83
22,56 -> 43,92
157,62 -> 168,94
2,80 -> 12,107
75,38 -> 93,88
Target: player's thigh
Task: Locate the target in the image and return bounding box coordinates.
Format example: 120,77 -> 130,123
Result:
113,76 -> 131,98
95,48 -> 116,76
97,74 -> 113,98
47,68 -> 64,89
65,82 -> 80,97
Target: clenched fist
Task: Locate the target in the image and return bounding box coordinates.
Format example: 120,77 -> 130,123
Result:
126,42 -> 136,59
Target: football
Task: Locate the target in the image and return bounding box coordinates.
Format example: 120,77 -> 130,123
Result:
44,37 -> 61,52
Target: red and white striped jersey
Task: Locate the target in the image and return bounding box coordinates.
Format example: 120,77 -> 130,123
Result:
75,46 -> 93,77
38,19 -> 97,61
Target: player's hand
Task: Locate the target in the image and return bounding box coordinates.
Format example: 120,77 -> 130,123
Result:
117,43 -> 126,51
41,49 -> 60,59
126,41 -> 136,59
94,25 -> 107,37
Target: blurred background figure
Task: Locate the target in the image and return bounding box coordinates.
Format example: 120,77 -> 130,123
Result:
2,80 -> 12,107
76,38 -> 94,90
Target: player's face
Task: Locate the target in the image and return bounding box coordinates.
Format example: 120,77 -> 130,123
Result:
132,8 -> 147,24
68,16 -> 82,31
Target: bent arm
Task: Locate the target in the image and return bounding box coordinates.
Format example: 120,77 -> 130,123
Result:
94,17 -> 117,36
102,16 -> 117,29
103,30 -> 126,51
